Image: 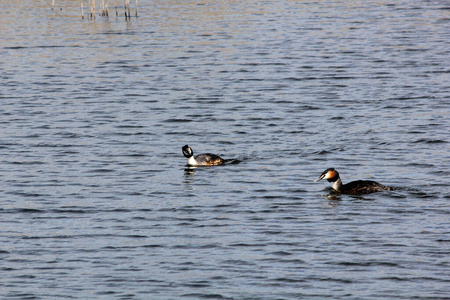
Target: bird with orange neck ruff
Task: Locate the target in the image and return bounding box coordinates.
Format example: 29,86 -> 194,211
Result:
315,168 -> 393,194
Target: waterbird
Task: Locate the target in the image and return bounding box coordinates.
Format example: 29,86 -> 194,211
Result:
182,145 -> 225,166
314,168 -> 393,194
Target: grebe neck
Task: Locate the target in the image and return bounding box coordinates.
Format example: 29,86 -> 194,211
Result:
332,177 -> 343,192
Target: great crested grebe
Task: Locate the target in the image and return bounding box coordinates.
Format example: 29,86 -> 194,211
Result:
314,168 -> 393,195
182,145 -> 225,166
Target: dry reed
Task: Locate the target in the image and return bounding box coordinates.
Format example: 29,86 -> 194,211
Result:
52,1 -> 136,20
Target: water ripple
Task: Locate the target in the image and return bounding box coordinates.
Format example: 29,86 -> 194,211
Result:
0,1 -> 448,299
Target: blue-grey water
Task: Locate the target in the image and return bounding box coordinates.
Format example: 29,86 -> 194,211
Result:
1,0 -> 449,299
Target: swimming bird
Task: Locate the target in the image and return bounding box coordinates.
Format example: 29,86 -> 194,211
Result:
182,145 -> 225,166
314,168 -> 393,194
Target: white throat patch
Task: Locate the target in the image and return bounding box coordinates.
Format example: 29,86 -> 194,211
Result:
187,156 -> 198,166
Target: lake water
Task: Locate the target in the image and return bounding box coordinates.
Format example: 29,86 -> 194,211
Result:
1,0 -> 449,299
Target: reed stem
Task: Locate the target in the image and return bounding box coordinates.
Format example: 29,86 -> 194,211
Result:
135,0 -> 138,17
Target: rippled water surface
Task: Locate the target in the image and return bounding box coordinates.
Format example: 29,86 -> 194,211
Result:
1,0 -> 449,299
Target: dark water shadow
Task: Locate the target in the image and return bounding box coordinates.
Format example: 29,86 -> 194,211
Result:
318,187 -> 406,205
319,185 -> 439,206
223,158 -> 242,165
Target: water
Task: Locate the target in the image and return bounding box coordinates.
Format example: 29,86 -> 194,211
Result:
1,0 -> 449,299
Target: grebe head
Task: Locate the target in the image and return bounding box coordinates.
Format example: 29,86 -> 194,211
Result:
182,145 -> 194,158
314,168 -> 340,183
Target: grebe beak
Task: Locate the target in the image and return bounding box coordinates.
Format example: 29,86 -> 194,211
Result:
314,175 -> 324,182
